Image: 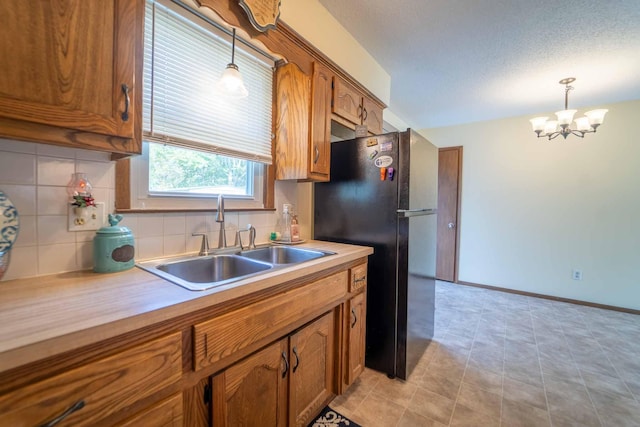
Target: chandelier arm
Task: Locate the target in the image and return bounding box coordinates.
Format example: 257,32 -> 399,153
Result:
569,129 -> 586,138
547,132 -> 561,141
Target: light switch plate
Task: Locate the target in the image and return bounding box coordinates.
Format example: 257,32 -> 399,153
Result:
68,202 -> 106,232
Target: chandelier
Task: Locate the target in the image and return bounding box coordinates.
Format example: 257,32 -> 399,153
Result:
529,78 -> 608,140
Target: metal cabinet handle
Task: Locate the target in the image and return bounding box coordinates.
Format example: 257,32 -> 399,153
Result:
39,400 -> 85,427
354,276 -> 366,284
314,145 -> 320,164
292,347 -> 300,373
357,104 -> 363,119
448,222 -> 455,229
362,107 -> 368,121
281,351 -> 289,378
121,84 -> 130,122
351,308 -> 357,328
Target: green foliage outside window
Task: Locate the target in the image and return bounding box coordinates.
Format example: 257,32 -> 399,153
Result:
148,143 -> 250,195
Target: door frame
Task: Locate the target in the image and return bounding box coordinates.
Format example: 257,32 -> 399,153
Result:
437,146 -> 463,283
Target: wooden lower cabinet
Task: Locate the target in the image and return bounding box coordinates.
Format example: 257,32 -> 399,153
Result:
212,311 -> 336,427
118,394 -> 183,427
212,339 -> 289,427
346,292 -> 366,386
0,333 -> 182,427
289,311 -> 335,427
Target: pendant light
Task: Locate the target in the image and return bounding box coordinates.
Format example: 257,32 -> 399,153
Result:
529,78 -> 608,140
216,28 -> 249,99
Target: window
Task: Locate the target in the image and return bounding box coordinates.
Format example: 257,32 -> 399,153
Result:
128,0 -> 274,210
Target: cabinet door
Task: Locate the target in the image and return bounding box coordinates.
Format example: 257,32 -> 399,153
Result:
289,311 -> 336,427
275,63 -> 311,180
212,339 -> 288,427
332,78 -> 362,126
347,292 -> 367,385
362,97 -> 384,135
0,0 -> 140,140
309,62 -> 332,180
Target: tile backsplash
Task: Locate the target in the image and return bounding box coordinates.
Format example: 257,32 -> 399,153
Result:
0,139 -> 295,281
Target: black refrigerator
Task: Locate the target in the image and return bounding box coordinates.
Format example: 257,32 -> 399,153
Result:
314,129 -> 437,380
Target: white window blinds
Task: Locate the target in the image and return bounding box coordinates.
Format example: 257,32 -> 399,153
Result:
143,0 -> 274,164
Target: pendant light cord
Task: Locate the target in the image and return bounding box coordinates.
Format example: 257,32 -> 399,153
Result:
231,28 -> 236,65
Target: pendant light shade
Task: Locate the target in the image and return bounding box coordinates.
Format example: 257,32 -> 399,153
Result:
216,29 -> 249,99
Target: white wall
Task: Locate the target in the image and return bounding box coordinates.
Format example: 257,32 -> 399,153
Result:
280,0 -> 390,106
421,99 -> 640,310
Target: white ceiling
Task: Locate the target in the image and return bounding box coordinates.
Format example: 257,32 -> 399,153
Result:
318,0 -> 640,129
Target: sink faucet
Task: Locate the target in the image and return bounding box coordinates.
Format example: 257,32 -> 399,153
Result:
216,194 -> 227,248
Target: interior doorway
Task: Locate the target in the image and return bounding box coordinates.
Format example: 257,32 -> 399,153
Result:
436,146 -> 462,282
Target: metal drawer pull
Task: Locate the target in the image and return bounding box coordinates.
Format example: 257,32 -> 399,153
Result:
351,308 -> 357,328
121,84 -> 130,122
353,276 -> 366,284
314,145 -> 320,164
39,400 -> 85,427
292,347 -> 300,373
281,351 -> 289,378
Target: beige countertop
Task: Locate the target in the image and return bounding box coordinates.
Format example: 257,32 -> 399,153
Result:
0,240 -> 372,372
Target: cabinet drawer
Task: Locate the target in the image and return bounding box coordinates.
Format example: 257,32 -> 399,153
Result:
118,393 -> 183,427
0,333 -> 182,427
350,264 -> 367,293
194,271 -> 348,371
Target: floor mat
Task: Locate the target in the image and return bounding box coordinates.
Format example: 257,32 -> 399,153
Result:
308,406 -> 362,427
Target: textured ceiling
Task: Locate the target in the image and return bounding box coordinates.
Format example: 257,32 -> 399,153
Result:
318,0 -> 640,128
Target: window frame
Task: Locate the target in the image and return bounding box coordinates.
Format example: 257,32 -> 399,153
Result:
115,0 -> 277,213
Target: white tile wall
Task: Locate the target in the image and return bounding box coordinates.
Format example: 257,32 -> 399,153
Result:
0,139 -> 294,280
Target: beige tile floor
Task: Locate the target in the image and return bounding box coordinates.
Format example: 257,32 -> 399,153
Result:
330,281 -> 640,427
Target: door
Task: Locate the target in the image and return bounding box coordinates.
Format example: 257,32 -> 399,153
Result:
309,62 -> 332,179
212,339 -> 288,427
436,147 -> 463,282
0,0 -> 138,139
346,292 -> 366,385
289,311 -> 335,427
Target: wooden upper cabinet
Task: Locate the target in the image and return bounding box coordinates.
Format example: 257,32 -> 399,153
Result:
333,77 -> 384,135
275,62 -> 331,182
362,96 -> 384,135
0,0 -> 144,155
309,62 -> 332,180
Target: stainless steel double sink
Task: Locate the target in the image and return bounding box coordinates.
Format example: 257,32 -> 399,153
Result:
136,245 -> 335,291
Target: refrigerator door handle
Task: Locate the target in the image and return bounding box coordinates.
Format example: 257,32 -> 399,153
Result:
396,208 -> 437,218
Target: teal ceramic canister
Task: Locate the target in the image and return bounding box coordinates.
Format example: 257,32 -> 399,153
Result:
93,214 -> 135,273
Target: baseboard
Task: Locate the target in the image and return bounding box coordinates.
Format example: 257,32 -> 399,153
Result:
455,280 -> 640,315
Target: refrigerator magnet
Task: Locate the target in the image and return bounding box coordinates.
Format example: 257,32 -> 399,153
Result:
379,167 -> 387,181
387,167 -> 395,181
368,149 -> 379,160
374,155 -> 393,168
366,138 -> 379,147
380,141 -> 392,152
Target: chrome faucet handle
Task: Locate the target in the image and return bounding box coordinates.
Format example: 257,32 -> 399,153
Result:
247,224 -> 256,249
192,233 -> 209,256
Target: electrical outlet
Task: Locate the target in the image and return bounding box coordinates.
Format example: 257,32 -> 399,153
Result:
572,269 -> 583,281
68,202 -> 106,232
